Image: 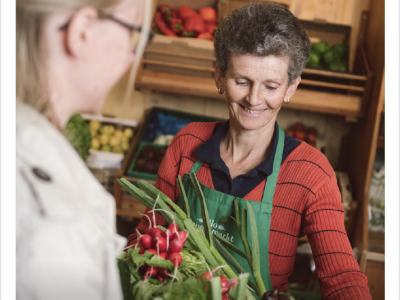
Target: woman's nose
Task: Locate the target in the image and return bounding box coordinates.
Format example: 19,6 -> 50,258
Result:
246,84 -> 262,106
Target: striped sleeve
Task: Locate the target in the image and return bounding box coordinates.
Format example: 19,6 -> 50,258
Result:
126,133 -> 181,247
302,176 -> 371,299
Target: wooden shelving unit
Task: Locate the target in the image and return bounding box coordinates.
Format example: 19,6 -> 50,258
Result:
136,68 -> 364,122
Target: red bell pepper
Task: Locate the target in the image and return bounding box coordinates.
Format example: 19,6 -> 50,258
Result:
184,13 -> 205,33
177,5 -> 197,20
158,4 -> 173,21
199,7 -> 217,24
197,32 -> 214,41
154,12 -> 177,36
180,27 -> 195,37
168,18 -> 183,34
205,23 -> 217,35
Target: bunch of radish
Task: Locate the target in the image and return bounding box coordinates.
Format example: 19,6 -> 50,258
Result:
135,221 -> 189,282
199,267 -> 239,300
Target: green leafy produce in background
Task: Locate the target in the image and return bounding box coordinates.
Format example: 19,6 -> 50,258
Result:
64,114 -> 92,161
306,50 -> 321,68
311,41 -> 329,55
322,49 -> 341,66
328,61 -> 347,72
331,43 -> 348,60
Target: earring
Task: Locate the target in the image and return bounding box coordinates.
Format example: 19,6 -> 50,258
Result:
218,88 -> 224,95
285,98 -> 290,103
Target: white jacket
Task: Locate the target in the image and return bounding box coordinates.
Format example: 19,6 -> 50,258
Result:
16,104 -> 126,300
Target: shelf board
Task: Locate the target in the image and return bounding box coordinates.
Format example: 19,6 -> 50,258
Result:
136,69 -> 362,122
377,136 -> 384,149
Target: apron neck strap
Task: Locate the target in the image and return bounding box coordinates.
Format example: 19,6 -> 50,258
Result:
189,158 -> 203,175
261,124 -> 285,204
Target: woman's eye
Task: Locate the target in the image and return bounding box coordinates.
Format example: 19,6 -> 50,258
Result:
236,81 -> 248,85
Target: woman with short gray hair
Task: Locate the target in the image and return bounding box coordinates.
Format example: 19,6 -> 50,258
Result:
130,2 -> 372,299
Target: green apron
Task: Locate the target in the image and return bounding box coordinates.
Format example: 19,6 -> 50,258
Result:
177,125 -> 285,291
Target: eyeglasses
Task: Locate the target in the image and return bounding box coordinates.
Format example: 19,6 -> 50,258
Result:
59,10 -> 154,49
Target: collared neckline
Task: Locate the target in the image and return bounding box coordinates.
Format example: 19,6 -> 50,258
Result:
195,121 -> 279,177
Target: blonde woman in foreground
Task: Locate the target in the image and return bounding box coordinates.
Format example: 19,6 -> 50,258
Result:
16,0 -> 152,299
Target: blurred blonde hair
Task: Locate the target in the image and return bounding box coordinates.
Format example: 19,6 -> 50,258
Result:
16,0 -> 121,116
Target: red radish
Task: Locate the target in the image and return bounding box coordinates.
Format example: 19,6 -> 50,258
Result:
167,252 -> 182,267
177,231 -> 188,243
200,266 -> 225,281
146,249 -> 158,255
222,295 -> 230,300
159,252 -> 168,260
138,246 -> 145,255
201,271 -> 213,281
158,267 -> 169,276
229,278 -> 239,288
139,234 -> 153,249
148,227 -> 164,238
163,229 -> 173,241
168,238 -> 184,253
157,274 -> 166,283
153,236 -> 167,253
168,223 -> 179,239
144,265 -> 158,280
220,275 -> 230,295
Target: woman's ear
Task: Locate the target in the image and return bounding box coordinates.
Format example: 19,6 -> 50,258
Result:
214,66 -> 225,92
285,76 -> 301,100
64,7 -> 98,57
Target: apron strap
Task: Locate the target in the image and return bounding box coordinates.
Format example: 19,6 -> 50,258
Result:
261,125 -> 285,210
189,159 -> 203,175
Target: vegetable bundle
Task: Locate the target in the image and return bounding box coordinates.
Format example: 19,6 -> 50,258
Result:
117,174 -> 296,300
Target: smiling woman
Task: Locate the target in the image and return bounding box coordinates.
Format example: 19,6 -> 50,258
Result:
16,0 -> 151,299
128,2 -> 372,299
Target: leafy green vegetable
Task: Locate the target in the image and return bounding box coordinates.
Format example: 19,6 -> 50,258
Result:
64,114 -> 92,161
179,249 -> 209,277
311,41 -> 329,55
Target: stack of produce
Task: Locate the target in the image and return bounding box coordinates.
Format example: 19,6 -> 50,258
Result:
88,120 -> 134,155
306,41 -> 348,72
153,4 -> 218,41
117,175 -> 296,300
285,122 -> 318,148
133,145 -> 167,174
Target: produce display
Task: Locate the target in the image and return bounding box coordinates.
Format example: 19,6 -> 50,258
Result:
153,4 -> 218,41
285,122 -> 318,148
88,120 -> 134,154
306,41 -> 348,72
117,175 -> 296,300
133,144 -> 168,174
64,114 -> 92,161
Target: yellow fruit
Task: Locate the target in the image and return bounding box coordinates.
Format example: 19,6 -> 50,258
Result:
89,120 -> 101,132
101,145 -> 111,152
108,125 -> 115,134
91,138 -> 100,150
100,134 -> 110,145
121,141 -> 129,151
124,128 -> 134,138
121,135 -> 129,143
112,146 -> 123,154
109,136 -> 121,147
114,130 -> 123,139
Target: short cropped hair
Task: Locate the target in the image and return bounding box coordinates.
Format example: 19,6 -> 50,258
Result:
214,2 -> 310,84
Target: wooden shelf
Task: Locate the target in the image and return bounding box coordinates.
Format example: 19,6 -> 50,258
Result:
377,136 -> 384,149
136,69 -> 363,122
